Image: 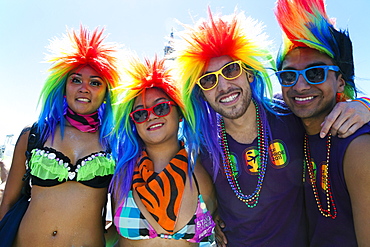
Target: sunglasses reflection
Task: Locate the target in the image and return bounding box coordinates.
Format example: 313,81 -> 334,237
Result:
130,101 -> 177,124
197,60 -> 243,91
276,65 -> 339,87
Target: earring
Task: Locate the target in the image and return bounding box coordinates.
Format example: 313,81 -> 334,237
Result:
247,73 -> 254,83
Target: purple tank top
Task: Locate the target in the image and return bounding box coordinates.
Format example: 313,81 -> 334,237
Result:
202,111 -> 308,246
304,124 -> 370,246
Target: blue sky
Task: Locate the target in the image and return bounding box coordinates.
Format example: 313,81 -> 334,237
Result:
1,0 -> 369,145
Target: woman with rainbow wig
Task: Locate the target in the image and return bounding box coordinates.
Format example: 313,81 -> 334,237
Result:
0,26 -> 120,246
110,54 -> 216,246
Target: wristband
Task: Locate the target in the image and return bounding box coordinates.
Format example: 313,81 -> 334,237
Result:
352,97 -> 370,111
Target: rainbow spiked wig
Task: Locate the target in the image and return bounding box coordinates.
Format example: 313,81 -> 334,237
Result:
275,0 -> 356,100
110,55 -> 199,203
37,26 -> 121,145
173,8 -> 277,178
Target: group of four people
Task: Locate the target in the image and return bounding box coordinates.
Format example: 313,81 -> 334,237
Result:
1,0 -> 370,246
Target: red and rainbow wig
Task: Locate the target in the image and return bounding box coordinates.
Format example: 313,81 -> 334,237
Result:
174,8 -> 275,114
173,8 -> 276,179
37,26 -> 121,146
110,55 -> 199,203
275,0 -> 356,101
45,26 -> 120,88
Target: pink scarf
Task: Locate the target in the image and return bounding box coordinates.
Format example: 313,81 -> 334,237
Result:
65,107 -> 100,133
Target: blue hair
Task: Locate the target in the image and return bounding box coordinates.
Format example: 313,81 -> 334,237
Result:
109,97 -> 199,204
36,72 -> 114,149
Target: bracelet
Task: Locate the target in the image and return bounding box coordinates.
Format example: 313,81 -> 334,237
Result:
352,97 -> 370,111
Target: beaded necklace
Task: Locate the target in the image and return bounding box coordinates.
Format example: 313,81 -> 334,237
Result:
304,133 -> 337,219
217,99 -> 268,208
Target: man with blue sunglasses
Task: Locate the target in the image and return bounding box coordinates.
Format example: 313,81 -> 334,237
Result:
275,0 -> 370,245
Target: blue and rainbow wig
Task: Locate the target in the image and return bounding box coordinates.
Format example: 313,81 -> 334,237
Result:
110,55 -> 199,203
173,8 -> 276,178
37,26 -> 120,147
275,0 -> 356,101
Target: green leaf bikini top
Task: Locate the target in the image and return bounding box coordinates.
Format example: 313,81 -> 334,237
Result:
28,147 -> 115,188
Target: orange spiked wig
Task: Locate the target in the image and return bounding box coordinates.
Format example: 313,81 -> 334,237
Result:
113,54 -> 185,136
37,26 -> 121,144
45,25 -> 120,89
174,8 -> 274,95
110,55 -> 199,203
173,8 -> 276,133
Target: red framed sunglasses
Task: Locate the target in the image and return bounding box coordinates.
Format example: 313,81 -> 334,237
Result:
130,101 -> 177,124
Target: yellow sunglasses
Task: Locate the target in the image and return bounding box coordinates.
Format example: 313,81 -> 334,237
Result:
196,60 -> 243,91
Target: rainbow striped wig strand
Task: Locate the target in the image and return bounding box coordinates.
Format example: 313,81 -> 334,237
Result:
275,0 -> 356,100
174,8 -> 276,179
110,55 -> 199,203
38,26 -> 120,146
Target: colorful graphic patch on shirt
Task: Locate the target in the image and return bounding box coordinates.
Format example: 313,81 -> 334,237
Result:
319,161 -> 329,192
304,159 -> 317,183
229,152 -> 239,177
268,139 -> 289,169
307,159 -> 328,192
243,146 -> 260,175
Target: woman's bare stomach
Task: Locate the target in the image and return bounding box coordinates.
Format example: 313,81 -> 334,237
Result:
14,182 -> 107,247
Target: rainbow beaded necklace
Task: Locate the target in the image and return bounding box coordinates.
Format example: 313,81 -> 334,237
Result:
304,133 -> 337,219
217,99 -> 268,208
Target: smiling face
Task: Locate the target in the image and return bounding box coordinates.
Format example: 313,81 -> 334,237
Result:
281,48 -> 345,132
65,65 -> 107,115
133,88 -> 180,146
201,55 -> 254,120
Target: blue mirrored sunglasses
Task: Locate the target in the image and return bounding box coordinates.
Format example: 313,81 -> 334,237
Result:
276,65 -> 340,87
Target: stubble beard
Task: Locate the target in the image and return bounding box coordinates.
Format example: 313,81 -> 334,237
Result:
212,91 -> 252,120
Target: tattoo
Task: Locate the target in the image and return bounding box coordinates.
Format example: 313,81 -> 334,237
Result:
15,127 -> 32,145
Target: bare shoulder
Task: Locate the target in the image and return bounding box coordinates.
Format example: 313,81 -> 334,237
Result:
17,125 -> 33,143
193,160 -> 213,185
343,133 -> 370,182
343,134 -> 370,245
344,134 -> 370,165
13,124 -> 34,156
